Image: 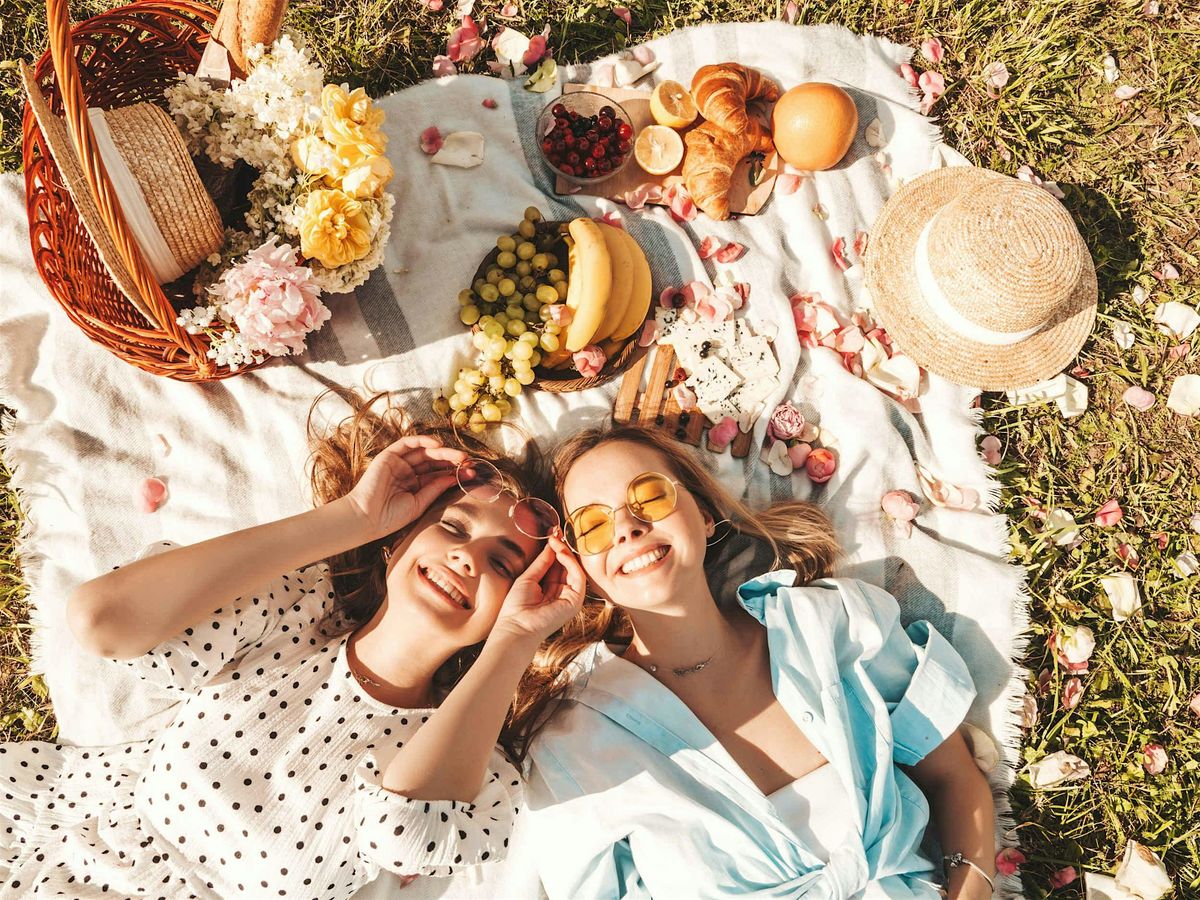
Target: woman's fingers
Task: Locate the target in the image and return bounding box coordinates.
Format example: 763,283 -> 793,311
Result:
411,474 -> 459,513
514,542 -> 559,588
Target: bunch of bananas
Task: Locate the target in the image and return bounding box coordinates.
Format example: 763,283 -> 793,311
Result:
559,217 -> 652,357
439,209 -> 652,433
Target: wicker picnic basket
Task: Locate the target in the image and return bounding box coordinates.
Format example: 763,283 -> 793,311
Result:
22,0 -> 263,382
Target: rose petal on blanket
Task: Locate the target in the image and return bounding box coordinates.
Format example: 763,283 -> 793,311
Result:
430,131 -> 485,167
776,173 -> 803,195
697,236 -> 721,259
862,338 -> 922,400
153,433 -> 172,458
696,288 -> 736,323
681,280 -> 710,307
632,45 -> 656,65
899,63 -> 919,88
1122,385 -> 1155,411
134,477 -> 168,514
916,464 -> 979,511
708,416 -> 738,451
420,126 -> 446,155
1167,374 -> 1200,416
481,97 -> 498,109
882,489 -> 918,538
713,242 -> 746,264
591,62 -> 616,88
852,230 -> 869,259
623,182 -> 663,209
920,37 -> 945,64
865,117 -> 885,148
831,237 -> 851,271
766,439 -> 794,477
665,184 -> 697,222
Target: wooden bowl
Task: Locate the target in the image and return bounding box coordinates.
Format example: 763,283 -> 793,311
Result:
469,219 -> 647,392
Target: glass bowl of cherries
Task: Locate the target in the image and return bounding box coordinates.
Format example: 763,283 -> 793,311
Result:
537,92 -> 634,185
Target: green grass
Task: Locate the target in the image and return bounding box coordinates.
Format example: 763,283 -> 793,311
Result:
2,0 -> 1199,895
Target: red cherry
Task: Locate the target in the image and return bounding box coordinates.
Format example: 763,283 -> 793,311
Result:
598,159 -> 612,173
583,157 -> 597,171
566,151 -> 581,165
596,115 -> 613,132
560,163 -> 575,176
541,140 -> 553,153
563,133 -> 576,147
591,144 -> 605,159
577,139 -> 590,153
617,122 -> 633,140
552,103 -> 567,117
617,138 -> 632,154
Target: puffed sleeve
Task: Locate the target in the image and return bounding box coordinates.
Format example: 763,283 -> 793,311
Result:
353,745 -> 523,878
842,579 -> 978,766
119,543 -> 333,692
525,742 -> 650,899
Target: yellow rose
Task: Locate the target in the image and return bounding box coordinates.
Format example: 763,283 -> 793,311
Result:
340,154 -> 393,198
321,84 -> 386,159
299,189 -> 373,268
291,135 -> 344,181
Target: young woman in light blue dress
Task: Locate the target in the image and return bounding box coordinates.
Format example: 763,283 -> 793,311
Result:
512,424 -> 996,900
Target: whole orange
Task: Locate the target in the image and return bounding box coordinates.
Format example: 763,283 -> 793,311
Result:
771,83 -> 858,171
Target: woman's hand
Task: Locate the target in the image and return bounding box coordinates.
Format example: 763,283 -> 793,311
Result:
491,536 -> 587,644
342,435 -> 469,541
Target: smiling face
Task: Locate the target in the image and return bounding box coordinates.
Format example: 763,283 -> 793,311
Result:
384,491 -> 542,649
561,440 -> 713,609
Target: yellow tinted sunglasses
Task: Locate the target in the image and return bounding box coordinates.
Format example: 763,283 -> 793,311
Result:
565,472 -> 681,556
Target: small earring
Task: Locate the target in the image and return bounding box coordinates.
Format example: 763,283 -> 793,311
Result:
706,519 -> 733,548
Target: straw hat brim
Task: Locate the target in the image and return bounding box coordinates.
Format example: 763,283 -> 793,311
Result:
21,62 -> 157,324
864,166 -> 1097,392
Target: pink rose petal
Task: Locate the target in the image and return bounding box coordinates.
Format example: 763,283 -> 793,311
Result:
881,490 -> 920,531
631,45 -> 655,65
981,434 -> 1003,465
995,848 -> 1026,877
522,34 -> 548,68
499,1 -> 519,15
713,242 -> 746,264
572,344 -> 607,378
447,15 -> 484,64
422,0 -> 444,9
1048,867 -> 1077,890
1122,385 -> 1156,411
612,6 -> 631,27
984,61 -> 1010,96
622,182 -> 663,210
680,280 -> 710,307
595,210 -> 624,229
1156,262 -> 1181,280
1116,542 -> 1140,569
920,37 -> 945,65
546,304 -> 572,326
708,416 -> 738,451
134,477 -> 168,514
695,288 -> 736,323
481,97 -> 498,109
658,286 -> 682,309
1095,498 -> 1124,528
831,237 -> 851,271
697,236 -> 721,259
1062,676 -> 1083,710
805,448 -> 837,484
1169,342 -> 1190,361
1143,743 -> 1168,775
781,0 -> 798,23
899,63 -> 919,89
918,71 -> 946,114
638,320 -> 660,348
672,383 -> 697,410
853,230 -> 869,259
776,173 -> 803,195
431,56 -> 457,78
420,125 -> 444,154
664,184 -> 697,223
732,282 -> 751,305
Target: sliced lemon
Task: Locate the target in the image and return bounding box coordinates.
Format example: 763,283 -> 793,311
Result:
649,80 -> 699,129
634,125 -> 685,176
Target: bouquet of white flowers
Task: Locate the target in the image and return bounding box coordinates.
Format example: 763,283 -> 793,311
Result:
167,35 -> 395,369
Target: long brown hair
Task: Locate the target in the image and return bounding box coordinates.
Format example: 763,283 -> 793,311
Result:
506,423 -> 840,761
307,388 -> 551,720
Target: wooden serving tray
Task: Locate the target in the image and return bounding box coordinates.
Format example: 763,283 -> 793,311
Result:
555,83 -> 781,217
612,344 -> 755,458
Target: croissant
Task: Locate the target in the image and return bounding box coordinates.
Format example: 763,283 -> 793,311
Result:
690,63 -> 782,135
682,119 -> 774,220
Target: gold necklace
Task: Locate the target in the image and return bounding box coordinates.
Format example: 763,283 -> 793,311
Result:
646,655 -> 715,678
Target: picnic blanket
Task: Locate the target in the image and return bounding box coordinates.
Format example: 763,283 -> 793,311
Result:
0,21 -> 1025,898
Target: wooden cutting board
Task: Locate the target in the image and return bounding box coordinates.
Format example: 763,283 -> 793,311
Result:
612,344 -> 755,458
554,83 -> 781,216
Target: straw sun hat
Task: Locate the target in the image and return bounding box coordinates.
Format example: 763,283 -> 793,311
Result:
20,62 -> 223,323
864,166 -> 1097,391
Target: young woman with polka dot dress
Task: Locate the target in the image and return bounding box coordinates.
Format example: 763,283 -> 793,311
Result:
0,394 -> 586,899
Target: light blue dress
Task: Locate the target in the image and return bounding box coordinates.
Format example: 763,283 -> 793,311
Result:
525,574 -> 978,899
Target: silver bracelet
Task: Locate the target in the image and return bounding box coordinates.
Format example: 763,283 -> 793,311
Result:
943,853 -> 996,893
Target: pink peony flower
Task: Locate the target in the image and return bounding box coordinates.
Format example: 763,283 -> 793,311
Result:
920,37 -> 945,64
1062,676 -> 1083,710
214,239 -> 330,357
133,476 -> 168,514
708,417 -> 738,451
420,126 -> 444,154
448,16 -> 485,63
805,448 -> 837,483
981,434 -> 1003,465
1048,867 -> 1077,890
612,5 -> 632,27
1143,743 -> 1168,775
768,402 -> 808,441
788,442 -> 812,468
1095,498 -> 1124,527
573,344 -> 606,378
995,848 -> 1026,877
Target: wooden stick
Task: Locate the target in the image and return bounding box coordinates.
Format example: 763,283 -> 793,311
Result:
612,353 -> 647,424
638,345 -> 676,427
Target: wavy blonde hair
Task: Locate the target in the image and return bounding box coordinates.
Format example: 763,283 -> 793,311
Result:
307,388 -> 551,724
506,423 -> 839,761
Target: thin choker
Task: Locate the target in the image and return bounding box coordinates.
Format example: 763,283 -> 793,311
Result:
646,655 -> 715,678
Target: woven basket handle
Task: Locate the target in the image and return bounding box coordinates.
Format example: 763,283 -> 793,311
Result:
43,0 -> 198,350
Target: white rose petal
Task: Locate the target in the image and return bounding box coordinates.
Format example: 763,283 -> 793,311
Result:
1045,508 -> 1081,546
1131,284 -> 1148,305
492,28 -> 532,77
1114,841 -> 1173,900
1173,551 -> 1199,579
1103,54 -> 1120,83
1153,301 -> 1200,339
1166,374 -> 1200,416
766,439 -> 794,477
1059,625 -> 1096,665
1007,373 -> 1089,419
1058,375 -> 1089,418
1028,750 -> 1091,788
1188,111 -> 1200,127
1111,320 -> 1135,350
1114,85 -> 1143,100
1084,873 -> 1136,899
1190,510 -> 1200,534
430,132 -> 486,168
1101,572 -> 1143,622
865,117 -> 885,148
1020,693 -> 1039,730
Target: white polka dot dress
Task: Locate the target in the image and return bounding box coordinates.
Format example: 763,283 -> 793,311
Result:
0,562 -> 523,899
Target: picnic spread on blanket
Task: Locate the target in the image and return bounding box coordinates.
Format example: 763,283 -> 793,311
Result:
3,0 -> 1109,894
